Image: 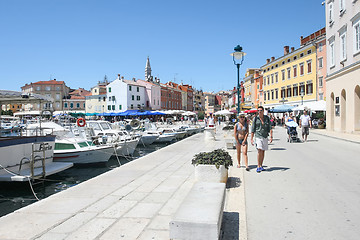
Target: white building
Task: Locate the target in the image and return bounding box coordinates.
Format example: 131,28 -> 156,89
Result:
325,0 -> 360,133
106,75 -> 147,112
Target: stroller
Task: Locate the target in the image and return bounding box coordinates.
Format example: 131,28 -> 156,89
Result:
286,121 -> 300,143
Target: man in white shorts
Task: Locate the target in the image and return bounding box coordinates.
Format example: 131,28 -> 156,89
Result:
250,106 -> 273,173
299,110 -> 312,142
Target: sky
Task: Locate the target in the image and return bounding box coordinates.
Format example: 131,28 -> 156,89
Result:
0,0 -> 326,93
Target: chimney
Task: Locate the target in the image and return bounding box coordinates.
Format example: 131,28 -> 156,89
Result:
284,46 -> 289,55
132,77 -> 136,81
117,74 -> 120,80
266,59 -> 270,63
121,76 -> 124,80
54,79 -> 56,81
271,56 -> 275,61
291,47 -> 295,52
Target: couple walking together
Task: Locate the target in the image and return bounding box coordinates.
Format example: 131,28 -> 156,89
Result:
234,106 -> 273,173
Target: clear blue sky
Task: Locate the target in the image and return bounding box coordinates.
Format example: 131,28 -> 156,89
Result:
0,0 -> 325,93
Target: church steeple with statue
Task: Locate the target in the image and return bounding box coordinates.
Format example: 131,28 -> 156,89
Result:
145,56 -> 152,82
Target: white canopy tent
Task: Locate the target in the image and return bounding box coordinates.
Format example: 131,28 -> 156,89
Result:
292,100 -> 326,111
214,109 -> 233,116
182,111 -> 196,116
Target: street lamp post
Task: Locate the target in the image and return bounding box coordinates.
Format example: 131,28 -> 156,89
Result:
231,45 -> 246,114
300,88 -> 305,105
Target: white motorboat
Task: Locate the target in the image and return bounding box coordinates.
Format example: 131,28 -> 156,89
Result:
0,135 -> 73,182
53,136 -> 115,164
138,131 -> 159,145
86,120 -> 139,156
25,121 -> 115,164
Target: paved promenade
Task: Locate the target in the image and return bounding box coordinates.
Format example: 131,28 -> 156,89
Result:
0,127 -> 241,240
0,124 -> 359,240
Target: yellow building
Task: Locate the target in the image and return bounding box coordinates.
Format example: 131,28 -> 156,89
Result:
261,45 -> 317,109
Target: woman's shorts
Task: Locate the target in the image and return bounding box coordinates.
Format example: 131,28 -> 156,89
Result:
255,137 -> 268,150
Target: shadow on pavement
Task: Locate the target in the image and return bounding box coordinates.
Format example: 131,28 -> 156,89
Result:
270,147 -> 287,150
226,177 -> 241,189
264,166 -> 290,172
306,139 -> 319,142
221,212 -> 239,240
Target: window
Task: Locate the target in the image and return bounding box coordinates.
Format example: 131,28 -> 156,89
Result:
306,82 -> 313,94
319,93 -> 324,100
287,59 -> 291,63
287,87 -> 292,97
108,97 -> 111,101
129,86 -> 132,91
267,91 -> 270,100
264,92 -> 267,101
318,57 -> 323,68
271,90 -> 274,100
318,43 -> 323,52
299,84 -> 305,96
319,77 -> 323,87
293,65 -> 297,78
75,103 -> 79,108
293,85 -> 298,97
275,89 -> 278,99
36,86 -> 41,91
293,56 -> 297,60
64,102 -> 68,108
354,20 -> 360,54
300,53 -> 304,57
45,86 -> 51,91
330,40 -> 335,67
112,105 -> 115,110
307,50 -> 312,54
287,68 -> 291,79
70,103 -> 74,109
108,105 -> 111,110
267,76 -> 270,85
98,97 -> 101,102
136,96 -> 140,101
132,95 -> 135,100
56,94 -> 60,100
271,74 -> 274,84
282,70 -> 285,81
281,88 -> 285,98
282,61 -> 285,65
307,60 -> 312,73
56,86 -> 60,91
329,2 -> 334,24
137,87 -> 139,92
131,104 -> 134,109
300,63 -> 304,75
339,0 -> 345,13
340,31 -> 347,61
112,96 -> 115,101
108,87 -> 111,93
275,73 -> 278,83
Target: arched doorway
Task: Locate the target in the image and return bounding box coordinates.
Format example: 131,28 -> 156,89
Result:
355,86 -> 360,131
341,89 -> 346,131
330,92 -> 335,131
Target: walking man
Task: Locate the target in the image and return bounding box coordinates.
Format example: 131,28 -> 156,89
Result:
299,110 -> 312,142
251,106 -> 273,173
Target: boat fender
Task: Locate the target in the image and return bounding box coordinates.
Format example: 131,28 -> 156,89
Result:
77,118 -> 86,127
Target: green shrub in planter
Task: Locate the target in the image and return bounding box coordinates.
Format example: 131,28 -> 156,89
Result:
192,149 -> 233,169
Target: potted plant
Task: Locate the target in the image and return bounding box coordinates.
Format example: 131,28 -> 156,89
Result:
192,149 -> 233,183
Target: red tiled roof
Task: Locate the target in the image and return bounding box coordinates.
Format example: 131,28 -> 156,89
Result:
33,80 -> 64,85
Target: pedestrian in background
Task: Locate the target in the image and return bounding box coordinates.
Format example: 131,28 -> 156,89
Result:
251,106 -> 273,173
299,110 -> 312,142
234,113 -> 249,170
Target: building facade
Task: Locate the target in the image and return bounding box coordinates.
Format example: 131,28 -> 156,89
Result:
325,0 -> 360,133
160,83 -> 182,110
261,44 -> 317,110
106,75 -> 147,112
21,79 -> 70,112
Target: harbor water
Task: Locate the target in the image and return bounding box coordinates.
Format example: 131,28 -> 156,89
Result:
0,141 -> 173,217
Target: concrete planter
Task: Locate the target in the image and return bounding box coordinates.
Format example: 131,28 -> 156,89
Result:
194,165 -> 228,183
